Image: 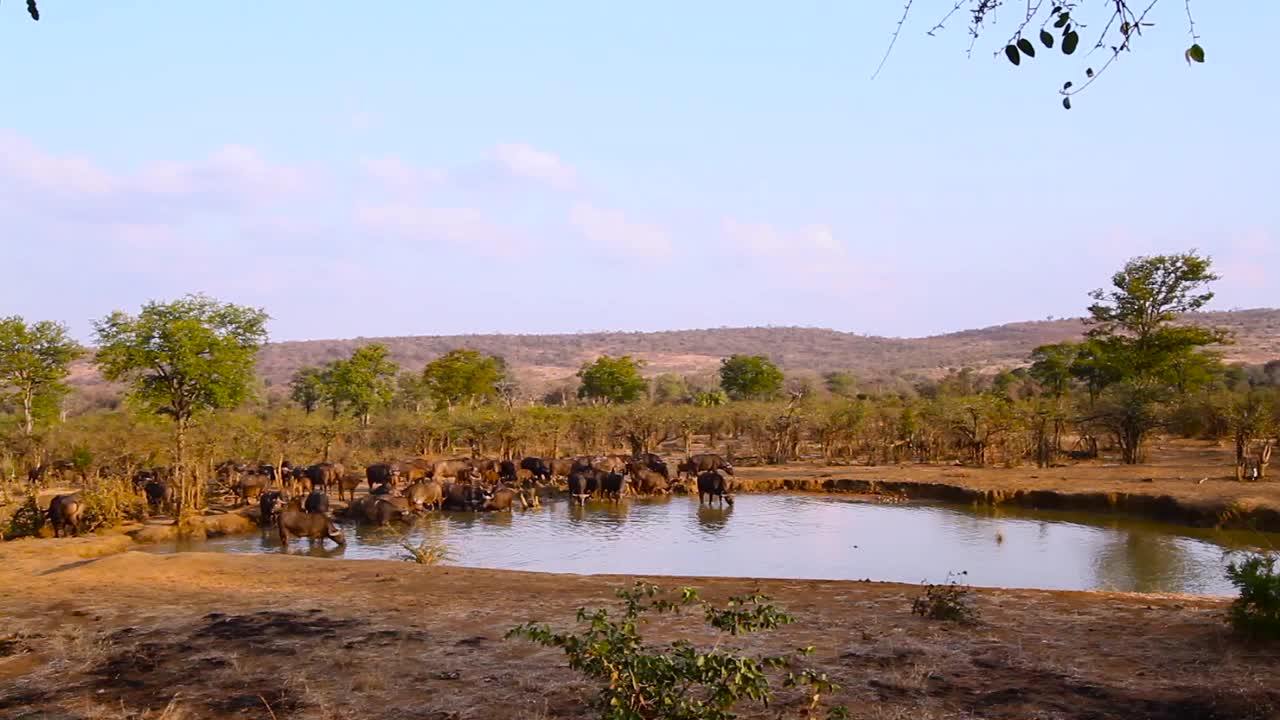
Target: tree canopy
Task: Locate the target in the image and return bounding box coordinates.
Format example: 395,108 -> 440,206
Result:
422,349 -> 506,410
325,344 -> 399,425
0,316 -> 82,436
288,366 -> 326,414
577,355 -> 648,405
719,355 -> 785,401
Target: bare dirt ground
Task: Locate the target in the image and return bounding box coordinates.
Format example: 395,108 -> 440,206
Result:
0,535 -> 1277,720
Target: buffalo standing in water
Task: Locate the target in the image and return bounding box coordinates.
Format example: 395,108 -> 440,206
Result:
697,471 -> 734,507
277,510 -> 346,547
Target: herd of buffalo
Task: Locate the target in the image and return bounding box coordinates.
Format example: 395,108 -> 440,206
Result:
40,452 -> 739,544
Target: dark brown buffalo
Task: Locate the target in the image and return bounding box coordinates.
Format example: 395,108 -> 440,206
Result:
520,457 -> 553,482
144,480 -> 175,513
634,452 -> 670,480
567,472 -> 594,506
365,462 -> 402,489
628,463 -> 670,495
47,494 -> 83,537
499,460 -> 517,483
404,459 -> 432,483
307,462 -> 344,492
600,472 -> 626,503
277,510 -> 345,546
689,454 -> 734,476
405,480 -> 443,511
442,482 -> 489,511
676,459 -> 697,480
697,471 -> 734,507
304,490 -> 330,514
368,498 -> 411,526
472,458 -> 501,474
258,490 -> 285,527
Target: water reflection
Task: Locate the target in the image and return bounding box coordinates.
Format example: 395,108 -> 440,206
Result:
148,494 -> 1273,595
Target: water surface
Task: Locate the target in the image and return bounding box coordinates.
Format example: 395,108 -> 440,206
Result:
152,494 -> 1274,595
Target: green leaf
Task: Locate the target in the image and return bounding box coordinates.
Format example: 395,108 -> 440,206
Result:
1062,97 -> 1072,110
1040,30 -> 1055,49
1004,44 -> 1021,66
1187,44 -> 1206,63
1062,81 -> 1073,90
1017,38 -> 1036,58
1086,67 -> 1095,78
1063,31 -> 1080,55
1054,13 -> 1070,28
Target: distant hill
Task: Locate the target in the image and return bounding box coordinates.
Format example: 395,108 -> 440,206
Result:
69,308 -> 1280,397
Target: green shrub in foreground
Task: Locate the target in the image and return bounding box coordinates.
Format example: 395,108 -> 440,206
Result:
1227,553 -> 1280,640
507,582 -> 848,720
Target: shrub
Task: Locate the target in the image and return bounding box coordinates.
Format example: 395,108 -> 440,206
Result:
78,478 -> 148,531
1227,553 -> 1280,640
400,537 -> 453,565
4,493 -> 45,540
911,571 -> 980,624
507,582 -> 848,720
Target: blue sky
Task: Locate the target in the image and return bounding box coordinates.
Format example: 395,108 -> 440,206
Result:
2,2 -> 1276,343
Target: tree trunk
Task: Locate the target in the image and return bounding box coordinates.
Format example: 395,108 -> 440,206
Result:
21,387 -> 34,436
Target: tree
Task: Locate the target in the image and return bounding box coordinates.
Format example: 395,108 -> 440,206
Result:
824,371 -> 857,399
93,294 -> 268,516
422,349 -> 506,409
1076,252 -> 1227,463
719,355 -> 784,401
288,366 -> 326,414
0,317 -> 82,436
328,344 -> 399,426
394,371 -> 432,413
578,355 -> 647,405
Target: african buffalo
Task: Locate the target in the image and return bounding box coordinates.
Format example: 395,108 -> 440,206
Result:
365,462 -> 402,489
550,458 -> 576,479
520,457 -> 553,482
628,463 -> 670,495
688,453 -> 735,476
258,490 -> 285,526
697,471 -> 735,507
404,480 -> 443,511
47,494 -> 83,537
499,460 -> 517,483
144,480 -> 175,514
431,458 -> 474,481
234,472 -> 269,506
442,481 -> 490,511
335,474 -> 361,503
567,472 -> 593,506
277,510 -> 345,546
307,463 -> 344,493
482,486 -> 525,512
304,490 -> 330,515
600,472 -> 626,503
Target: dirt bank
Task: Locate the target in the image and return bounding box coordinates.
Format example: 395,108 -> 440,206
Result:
0,536 -> 1276,720
734,441 -> 1280,532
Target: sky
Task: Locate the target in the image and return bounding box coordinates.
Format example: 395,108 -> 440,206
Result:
1,2 -> 1276,343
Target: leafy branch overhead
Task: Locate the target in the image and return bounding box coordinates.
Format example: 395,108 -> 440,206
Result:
881,1 -> 1206,107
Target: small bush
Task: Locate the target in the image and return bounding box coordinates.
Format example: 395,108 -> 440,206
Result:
911,571 -> 979,624
400,537 -> 453,565
507,582 -> 848,720
4,493 -> 45,540
79,478 -> 148,531
1227,553 -> 1280,640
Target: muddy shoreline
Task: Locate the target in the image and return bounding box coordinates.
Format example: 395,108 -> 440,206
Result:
0,536 -> 1276,720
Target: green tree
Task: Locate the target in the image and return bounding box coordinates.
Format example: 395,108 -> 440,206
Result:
578,355 -> 647,405
719,355 -> 784,401
823,371 -> 857,399
395,371 -> 432,413
0,317 -> 82,436
288,366 -> 326,414
1029,343 -> 1080,398
1079,252 -> 1227,463
93,294 -> 268,515
422,349 -> 506,409
328,344 -> 398,426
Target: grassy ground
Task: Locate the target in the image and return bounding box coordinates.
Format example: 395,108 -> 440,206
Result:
0,536 -> 1276,720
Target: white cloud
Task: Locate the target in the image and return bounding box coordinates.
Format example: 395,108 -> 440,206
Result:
721,220 -> 886,297
356,203 -> 526,258
489,143 -> 576,189
570,202 -> 672,260
361,156 -> 448,195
